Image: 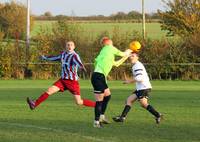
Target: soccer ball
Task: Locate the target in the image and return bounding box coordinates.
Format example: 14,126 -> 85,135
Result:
129,41 -> 141,53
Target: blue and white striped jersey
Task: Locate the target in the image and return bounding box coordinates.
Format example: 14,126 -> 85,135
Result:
43,51 -> 84,81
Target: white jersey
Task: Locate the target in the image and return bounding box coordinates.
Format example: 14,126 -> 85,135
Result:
132,61 -> 152,90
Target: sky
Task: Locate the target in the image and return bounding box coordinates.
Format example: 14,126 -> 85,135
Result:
1,0 -> 166,16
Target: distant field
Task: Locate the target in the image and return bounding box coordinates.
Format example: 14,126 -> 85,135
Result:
32,21 -> 168,39
0,80 -> 200,142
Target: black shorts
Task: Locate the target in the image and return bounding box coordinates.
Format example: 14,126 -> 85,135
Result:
133,89 -> 151,99
91,72 -> 108,94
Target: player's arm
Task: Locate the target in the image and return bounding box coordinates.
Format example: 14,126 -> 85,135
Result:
81,65 -> 87,73
124,65 -> 144,84
123,79 -> 135,84
134,68 -> 144,83
113,48 -> 133,67
123,76 -> 143,85
73,54 -> 87,73
41,55 -> 61,61
113,46 -> 132,57
134,73 -> 144,83
113,45 -> 133,67
113,55 -> 129,67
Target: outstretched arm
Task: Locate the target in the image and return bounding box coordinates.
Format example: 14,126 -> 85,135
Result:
123,79 -> 135,84
113,48 -> 132,67
113,55 -> 129,67
41,55 -> 61,61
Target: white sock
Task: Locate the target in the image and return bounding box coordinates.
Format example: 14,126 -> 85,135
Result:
100,114 -> 105,119
94,120 -> 100,124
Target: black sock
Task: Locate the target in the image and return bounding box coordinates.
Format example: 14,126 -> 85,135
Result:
146,105 -> 160,118
95,101 -> 103,121
101,95 -> 111,115
121,105 -> 131,118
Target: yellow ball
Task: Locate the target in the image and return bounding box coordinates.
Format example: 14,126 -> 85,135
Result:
129,41 -> 141,53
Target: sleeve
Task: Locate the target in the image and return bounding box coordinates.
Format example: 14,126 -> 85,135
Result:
133,64 -> 144,82
44,55 -> 61,61
112,46 -> 125,57
73,54 -> 84,68
113,56 -> 129,67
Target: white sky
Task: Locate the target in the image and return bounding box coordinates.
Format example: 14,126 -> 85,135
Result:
1,0 -> 166,16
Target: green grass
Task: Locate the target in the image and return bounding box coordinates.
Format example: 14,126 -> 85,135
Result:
0,80 -> 200,142
32,21 -> 167,39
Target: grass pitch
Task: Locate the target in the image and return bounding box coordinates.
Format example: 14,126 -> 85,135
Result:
32,21 -> 167,39
0,80 -> 199,142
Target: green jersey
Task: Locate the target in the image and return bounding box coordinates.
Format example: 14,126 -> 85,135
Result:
94,45 -> 125,77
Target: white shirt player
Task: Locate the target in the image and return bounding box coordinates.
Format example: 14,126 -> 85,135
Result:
132,61 -> 152,90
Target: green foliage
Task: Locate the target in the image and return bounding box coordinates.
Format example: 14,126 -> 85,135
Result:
44,11 -> 53,17
35,10 -> 159,21
0,40 -> 26,79
127,11 -> 142,19
52,20 -> 85,47
140,39 -> 170,79
0,42 -> 12,79
158,0 -> 200,79
0,1 -> 34,39
158,0 -> 200,37
0,20 -> 199,80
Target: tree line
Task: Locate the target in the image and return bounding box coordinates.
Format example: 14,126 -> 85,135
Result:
35,11 -> 160,22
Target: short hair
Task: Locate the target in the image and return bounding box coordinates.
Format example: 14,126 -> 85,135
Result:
130,53 -> 139,57
100,37 -> 112,45
66,41 -> 75,46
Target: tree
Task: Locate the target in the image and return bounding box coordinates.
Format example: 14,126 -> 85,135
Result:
158,0 -> 200,37
44,11 -> 53,17
127,11 -> 142,19
110,12 -> 127,20
0,1 -> 34,39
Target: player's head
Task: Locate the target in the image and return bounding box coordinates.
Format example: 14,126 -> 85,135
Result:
66,41 -> 75,52
100,37 -> 113,46
129,53 -> 139,64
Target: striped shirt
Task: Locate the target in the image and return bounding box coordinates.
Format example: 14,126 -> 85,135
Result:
132,61 -> 152,90
43,51 -> 84,80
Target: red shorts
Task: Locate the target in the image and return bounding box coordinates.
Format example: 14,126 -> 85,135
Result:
53,78 -> 80,95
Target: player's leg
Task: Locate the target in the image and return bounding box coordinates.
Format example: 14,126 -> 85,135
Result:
27,85 -> 60,110
94,93 -> 104,128
73,95 -> 95,107
66,80 -> 95,107
91,72 -> 107,128
113,94 -> 137,122
121,94 -> 137,118
27,79 -> 63,110
99,88 -> 111,124
139,97 -> 162,124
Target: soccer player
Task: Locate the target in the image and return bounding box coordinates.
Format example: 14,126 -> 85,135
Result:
92,37 -> 132,128
112,53 -> 163,124
26,41 -> 95,110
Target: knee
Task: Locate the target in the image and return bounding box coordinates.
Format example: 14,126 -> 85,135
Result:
75,99 -> 83,106
46,86 -> 58,95
140,103 -> 148,109
104,95 -> 111,102
126,99 -> 132,106
46,88 -> 53,95
104,89 -> 111,96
